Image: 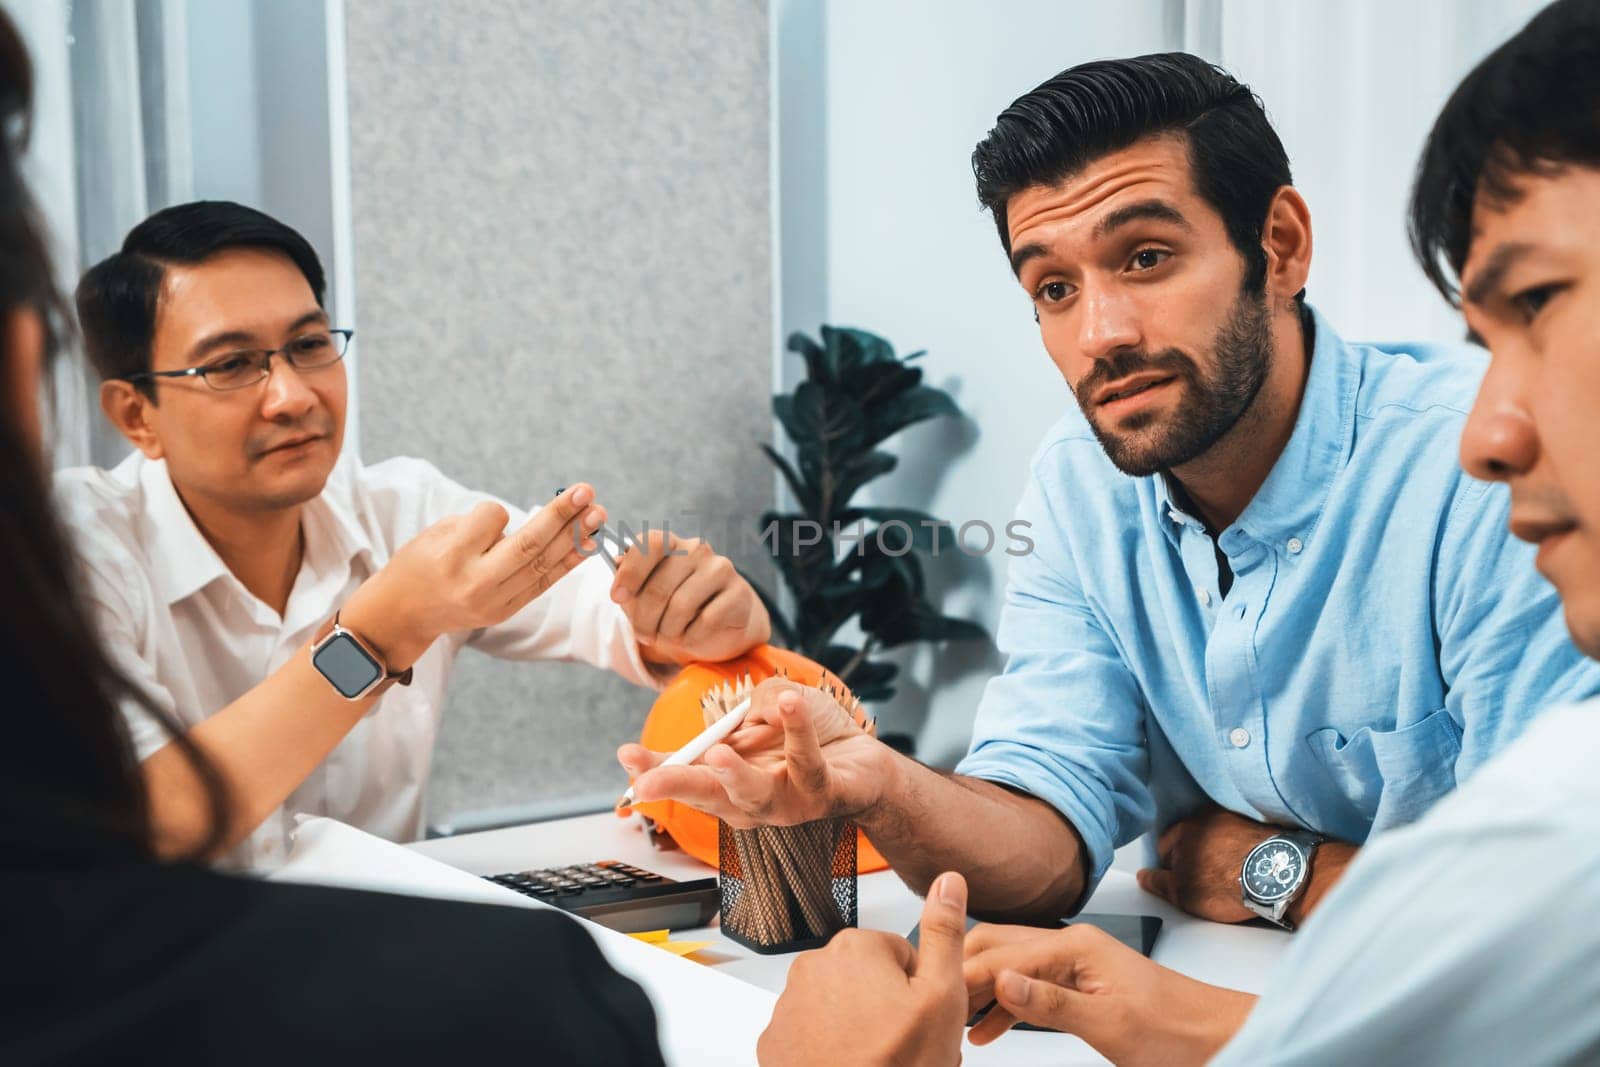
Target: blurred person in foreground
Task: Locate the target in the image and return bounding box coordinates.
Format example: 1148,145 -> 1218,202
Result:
0,15 -> 672,1062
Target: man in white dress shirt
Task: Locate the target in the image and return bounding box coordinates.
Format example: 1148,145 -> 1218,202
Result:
760,1 -> 1600,1063
57,200 -> 769,870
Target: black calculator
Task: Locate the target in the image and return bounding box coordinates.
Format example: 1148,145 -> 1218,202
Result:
484,860 -> 719,934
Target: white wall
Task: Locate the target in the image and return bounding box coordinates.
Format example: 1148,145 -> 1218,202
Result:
782,0 -> 1550,766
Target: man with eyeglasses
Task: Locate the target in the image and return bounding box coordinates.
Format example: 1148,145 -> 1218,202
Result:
56,200 -> 770,869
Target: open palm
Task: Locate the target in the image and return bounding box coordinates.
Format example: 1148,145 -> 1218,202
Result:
618,678 -> 889,828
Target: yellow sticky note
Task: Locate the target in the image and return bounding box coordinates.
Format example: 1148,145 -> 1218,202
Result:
627,929 -> 712,958
656,940 -> 713,958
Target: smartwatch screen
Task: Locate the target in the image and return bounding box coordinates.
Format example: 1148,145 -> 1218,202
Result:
314,633 -> 383,698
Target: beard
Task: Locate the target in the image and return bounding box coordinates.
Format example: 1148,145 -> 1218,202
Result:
1074,286 -> 1273,477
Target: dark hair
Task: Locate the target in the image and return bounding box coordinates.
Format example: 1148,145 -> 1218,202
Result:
0,12 -> 226,862
1409,0 -> 1600,304
972,52 -> 1293,293
76,200 -> 326,398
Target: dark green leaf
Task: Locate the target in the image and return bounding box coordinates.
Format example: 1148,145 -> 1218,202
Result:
862,385 -> 961,449
757,510 -> 836,599
796,590 -> 869,656
794,381 -> 864,448
787,330 -> 834,386
822,325 -> 898,376
760,443 -> 818,514
859,538 -> 927,598
862,599 -> 989,650
833,449 -> 898,508
816,644 -> 861,674
838,362 -> 921,407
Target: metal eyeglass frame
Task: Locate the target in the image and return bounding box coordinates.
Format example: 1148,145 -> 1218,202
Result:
125,328 -> 354,392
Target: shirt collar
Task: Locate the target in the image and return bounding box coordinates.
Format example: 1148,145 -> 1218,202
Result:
1154,303 -> 1356,554
134,452 -> 373,611
299,454 -> 374,580
1231,303 -> 1355,551
134,456 -> 232,607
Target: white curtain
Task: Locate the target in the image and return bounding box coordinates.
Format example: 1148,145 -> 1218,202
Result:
5,0 -> 192,469
1186,0 -> 1548,344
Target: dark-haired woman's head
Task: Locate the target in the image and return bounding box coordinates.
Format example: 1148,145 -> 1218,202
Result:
970,53 -> 1311,477
0,10 -> 224,863
1415,0 -> 1600,658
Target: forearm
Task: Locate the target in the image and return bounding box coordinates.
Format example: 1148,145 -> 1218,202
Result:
1287,840 -> 1356,926
142,583 -> 432,859
859,751 -> 1087,921
141,647 -> 382,857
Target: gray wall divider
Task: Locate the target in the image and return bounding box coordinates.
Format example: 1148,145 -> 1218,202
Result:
345,0 -> 774,827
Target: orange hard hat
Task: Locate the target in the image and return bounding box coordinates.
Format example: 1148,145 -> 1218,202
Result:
625,644 -> 889,873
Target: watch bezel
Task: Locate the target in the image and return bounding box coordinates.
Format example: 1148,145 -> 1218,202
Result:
1241,837 -> 1308,904
311,627 -> 386,699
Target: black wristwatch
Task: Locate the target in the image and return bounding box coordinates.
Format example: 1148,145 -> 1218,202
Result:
1240,829 -> 1322,929
310,611 -> 414,700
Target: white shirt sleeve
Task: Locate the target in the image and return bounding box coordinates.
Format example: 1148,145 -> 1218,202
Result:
363,457 -> 665,689
82,564 -> 184,763
1213,708 -> 1600,1066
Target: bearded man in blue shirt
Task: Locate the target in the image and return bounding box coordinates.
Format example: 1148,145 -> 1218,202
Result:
620,51 -> 1600,932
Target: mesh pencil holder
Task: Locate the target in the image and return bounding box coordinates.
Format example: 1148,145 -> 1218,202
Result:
718,817 -> 858,954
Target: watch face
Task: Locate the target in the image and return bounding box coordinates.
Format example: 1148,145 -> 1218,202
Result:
1243,839 -> 1306,903
313,632 -> 383,698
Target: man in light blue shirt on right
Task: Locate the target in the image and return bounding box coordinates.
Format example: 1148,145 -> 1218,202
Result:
759,5 -> 1600,1064
621,51 -> 1600,934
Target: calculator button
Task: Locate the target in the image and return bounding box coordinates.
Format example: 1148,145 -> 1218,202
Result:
557,885 -> 584,895
529,885 -> 557,896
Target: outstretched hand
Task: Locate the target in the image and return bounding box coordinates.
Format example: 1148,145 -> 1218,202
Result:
962,921 -> 1256,1065
617,677 -> 889,828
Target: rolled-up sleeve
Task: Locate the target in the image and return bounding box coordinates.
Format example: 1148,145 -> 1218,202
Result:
955,465 -> 1151,894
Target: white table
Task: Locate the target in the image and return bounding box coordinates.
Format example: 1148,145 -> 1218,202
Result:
411,812 -> 1290,1065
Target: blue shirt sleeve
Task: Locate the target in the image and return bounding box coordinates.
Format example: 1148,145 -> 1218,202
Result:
1433,477 -> 1600,785
956,458 -> 1152,897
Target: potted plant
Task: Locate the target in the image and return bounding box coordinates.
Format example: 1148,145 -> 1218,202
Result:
751,326 -> 988,747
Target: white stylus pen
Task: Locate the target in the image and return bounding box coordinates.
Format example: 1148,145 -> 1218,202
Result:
616,695 -> 753,810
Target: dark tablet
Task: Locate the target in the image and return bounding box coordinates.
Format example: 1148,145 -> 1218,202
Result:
907,912 -> 1163,1033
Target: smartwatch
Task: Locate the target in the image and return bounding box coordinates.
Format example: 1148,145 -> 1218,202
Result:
310,612 -> 413,700
1240,829 -> 1322,930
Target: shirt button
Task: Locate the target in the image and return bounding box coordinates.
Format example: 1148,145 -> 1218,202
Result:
1287,537 -> 1304,554
1229,727 -> 1251,748
1234,602 -> 1247,619
1198,587 -> 1211,606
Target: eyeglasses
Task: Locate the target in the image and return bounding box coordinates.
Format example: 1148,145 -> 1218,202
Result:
127,329 -> 353,392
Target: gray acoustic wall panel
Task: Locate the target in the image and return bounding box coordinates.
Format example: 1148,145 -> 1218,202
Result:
344,1 -> 773,827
